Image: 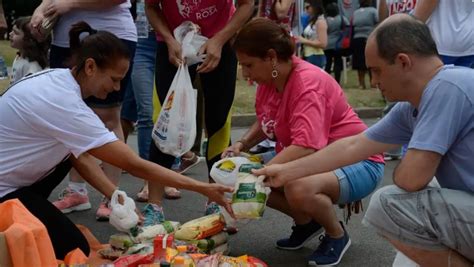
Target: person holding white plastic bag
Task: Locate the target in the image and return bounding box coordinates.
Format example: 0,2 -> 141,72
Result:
144,0 -> 254,226
0,22 -> 233,260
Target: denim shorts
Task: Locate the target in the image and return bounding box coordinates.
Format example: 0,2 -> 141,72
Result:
334,160 -> 384,204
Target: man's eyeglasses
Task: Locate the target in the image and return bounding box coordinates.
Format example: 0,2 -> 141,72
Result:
304,5 -> 311,9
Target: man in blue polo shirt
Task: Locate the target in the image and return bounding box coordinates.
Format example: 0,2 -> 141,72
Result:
253,14 -> 474,266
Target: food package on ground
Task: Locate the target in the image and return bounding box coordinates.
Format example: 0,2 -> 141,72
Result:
125,243 -> 153,255
98,247 -> 124,260
132,221 -> 180,242
153,234 -> 174,262
231,164 -> 271,219
109,233 -> 135,250
210,157 -> 252,187
209,242 -> 230,255
189,232 -> 228,251
175,214 -> 225,240
218,255 -> 248,267
196,253 -> 221,267
113,253 -> 154,267
247,256 -> 269,267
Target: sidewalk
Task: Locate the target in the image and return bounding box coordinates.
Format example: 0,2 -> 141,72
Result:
49,119 -> 397,267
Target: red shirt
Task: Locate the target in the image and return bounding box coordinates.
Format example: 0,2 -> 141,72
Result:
255,56 -> 384,163
146,0 -> 235,40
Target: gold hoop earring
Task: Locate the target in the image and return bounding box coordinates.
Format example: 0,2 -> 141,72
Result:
272,62 -> 279,78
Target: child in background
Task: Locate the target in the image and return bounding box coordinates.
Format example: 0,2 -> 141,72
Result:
9,16 -> 50,84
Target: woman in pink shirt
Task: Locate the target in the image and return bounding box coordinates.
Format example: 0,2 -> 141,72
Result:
225,18 -> 384,266
144,0 -> 254,224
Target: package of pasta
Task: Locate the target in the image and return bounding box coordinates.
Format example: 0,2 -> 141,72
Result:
231,163 -> 271,219
175,213 -> 225,241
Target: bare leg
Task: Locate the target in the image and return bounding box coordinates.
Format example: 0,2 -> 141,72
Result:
267,187 -> 312,224
357,70 -> 366,89
389,238 -> 472,267
284,172 -> 344,238
121,118 -> 135,143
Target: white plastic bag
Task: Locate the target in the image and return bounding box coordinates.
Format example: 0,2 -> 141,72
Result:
109,190 -> 139,232
210,157 -> 253,188
152,21 -> 206,157
152,64 -> 197,157
173,21 -> 208,66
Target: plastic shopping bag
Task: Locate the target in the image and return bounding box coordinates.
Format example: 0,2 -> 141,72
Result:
152,64 -> 197,157
173,21 -> 208,66
109,190 -> 139,233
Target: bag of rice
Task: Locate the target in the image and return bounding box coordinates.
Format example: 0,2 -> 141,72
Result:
231,163 -> 271,219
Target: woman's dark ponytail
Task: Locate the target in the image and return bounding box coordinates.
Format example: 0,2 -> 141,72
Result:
69,21 -> 130,74
69,21 -> 98,51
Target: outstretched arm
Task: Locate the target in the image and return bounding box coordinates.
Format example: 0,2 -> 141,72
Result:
69,152 -> 117,199
88,141 -> 234,212
254,133 -> 396,187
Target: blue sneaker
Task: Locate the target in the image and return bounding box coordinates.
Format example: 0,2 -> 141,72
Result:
142,203 -> 165,227
276,220 -> 324,250
308,222 -> 351,266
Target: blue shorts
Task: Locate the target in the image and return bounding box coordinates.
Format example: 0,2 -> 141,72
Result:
334,160 -> 384,204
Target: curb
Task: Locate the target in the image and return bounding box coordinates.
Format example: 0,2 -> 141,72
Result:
231,107 -> 383,128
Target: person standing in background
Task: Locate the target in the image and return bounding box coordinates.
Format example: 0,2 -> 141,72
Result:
351,0 -> 377,89
144,0 -> 254,226
299,0 -> 328,68
414,0 -> 474,68
378,0 -> 416,21
324,2 -> 349,83
9,16 -> 50,84
30,0 -> 137,221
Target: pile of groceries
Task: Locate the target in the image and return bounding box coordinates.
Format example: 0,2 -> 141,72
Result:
103,156 -> 271,266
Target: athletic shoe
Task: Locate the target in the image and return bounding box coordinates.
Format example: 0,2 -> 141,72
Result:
142,203 -> 166,227
95,198 -> 111,221
308,221 -> 351,266
276,220 -> 324,250
53,187 -> 91,214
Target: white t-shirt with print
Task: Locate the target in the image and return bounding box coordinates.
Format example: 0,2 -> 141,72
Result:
10,55 -> 43,84
0,69 -> 118,197
426,0 -> 474,57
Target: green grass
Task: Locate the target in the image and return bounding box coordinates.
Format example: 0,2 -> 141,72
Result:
0,40 -> 15,66
0,40 -> 384,111
232,67 -> 384,114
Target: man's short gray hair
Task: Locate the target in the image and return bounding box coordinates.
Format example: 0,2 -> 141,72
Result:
373,16 -> 438,63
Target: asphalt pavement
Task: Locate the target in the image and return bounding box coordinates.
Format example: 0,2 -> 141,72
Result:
49,119 -> 399,267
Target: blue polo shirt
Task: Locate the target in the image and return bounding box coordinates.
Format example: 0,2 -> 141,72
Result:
366,65 -> 474,192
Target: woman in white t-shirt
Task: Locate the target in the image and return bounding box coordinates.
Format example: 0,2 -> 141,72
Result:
9,16 -> 50,84
0,22 -> 232,260
30,0 -> 138,221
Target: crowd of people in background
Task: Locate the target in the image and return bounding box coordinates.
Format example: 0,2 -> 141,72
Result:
0,0 -> 474,266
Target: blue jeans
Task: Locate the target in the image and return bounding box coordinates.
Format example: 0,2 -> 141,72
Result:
121,33 -> 157,159
304,54 -> 326,69
440,54 -> 474,68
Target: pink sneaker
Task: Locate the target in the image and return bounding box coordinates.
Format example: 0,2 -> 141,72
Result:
96,198 -> 112,221
53,187 -> 91,214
